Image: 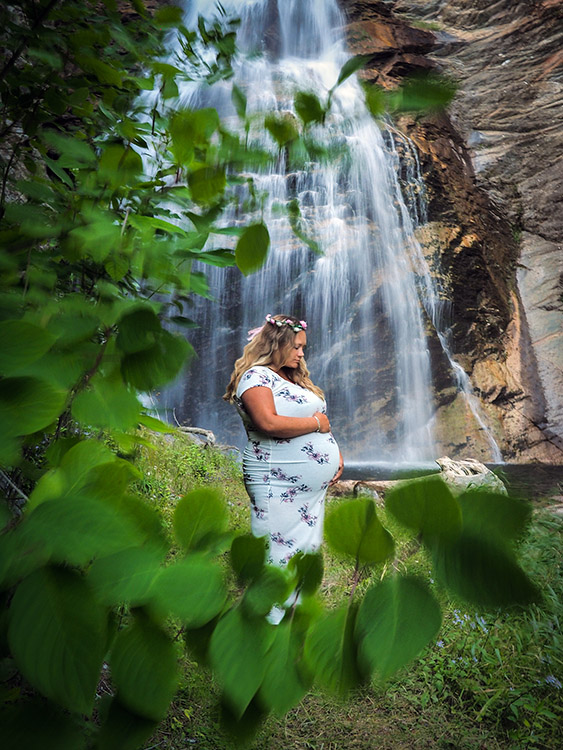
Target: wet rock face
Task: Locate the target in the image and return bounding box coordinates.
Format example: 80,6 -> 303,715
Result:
339,0 -> 563,461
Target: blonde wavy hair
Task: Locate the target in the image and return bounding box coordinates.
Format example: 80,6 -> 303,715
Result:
223,314 -> 324,402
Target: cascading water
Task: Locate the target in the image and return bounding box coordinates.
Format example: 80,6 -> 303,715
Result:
161,0 -> 501,463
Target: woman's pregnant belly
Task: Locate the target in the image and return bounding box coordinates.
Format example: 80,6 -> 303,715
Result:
243,431 -> 340,491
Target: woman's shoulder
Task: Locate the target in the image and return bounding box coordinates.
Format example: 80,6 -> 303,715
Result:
237,366 -> 278,394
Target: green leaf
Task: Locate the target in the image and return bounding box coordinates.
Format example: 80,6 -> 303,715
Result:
356,575 -> 442,680
259,621 -> 311,715
68,216 -> 122,263
110,614 -> 180,721
28,439 -> 116,510
304,605 -> 361,695
169,108 -> 220,164
287,551 -> 324,595
388,74 -> 457,114
25,494 -> 144,566
0,518 -> 52,589
98,144 -> 143,188
154,5 -> 183,25
88,547 -> 165,606
363,83 -> 386,118
294,91 -> 325,126
71,377 -> 142,431
235,222 -> 270,276
243,566 -> 291,617
230,534 -> 267,583
96,698 -> 157,750
116,306 -> 160,354
28,47 -> 64,70
325,498 -> 394,565
0,320 -> 55,376
1,699 -> 87,750
120,330 -> 192,390
209,607 -> 272,718
174,488 -> 228,551
8,567 -> 107,714
188,166 -> 226,204
458,490 -> 532,543
432,534 -> 540,608
335,55 -> 371,87
385,476 -> 462,543
148,555 -> 227,627
0,377 -> 66,437
138,413 -> 173,432
231,83 -> 247,119
265,113 -> 299,147
41,130 -> 96,166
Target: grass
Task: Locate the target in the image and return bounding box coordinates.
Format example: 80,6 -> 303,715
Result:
135,432 -> 563,749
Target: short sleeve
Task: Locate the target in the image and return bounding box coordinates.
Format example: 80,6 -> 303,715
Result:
236,367 -> 276,399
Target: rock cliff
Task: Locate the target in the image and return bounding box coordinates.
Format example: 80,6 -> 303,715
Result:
340,0 -> 563,461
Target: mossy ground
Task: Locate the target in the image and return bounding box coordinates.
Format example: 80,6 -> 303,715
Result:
136,431 -> 563,749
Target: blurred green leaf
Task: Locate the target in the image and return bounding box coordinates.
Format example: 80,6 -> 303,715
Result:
28,440 -> 115,510
25,494 -> 144,566
0,377 -> 66,437
120,330 -> 192,391
138,413 -> 173,432
265,113 -> 299,147
259,621 -> 311,715
231,83 -> 247,119
304,605 -> 361,694
288,551 -> 324,595
149,555 -> 227,627
363,83 -> 386,118
41,130 -> 96,166
335,55 -> 371,87
8,567 -> 107,714
116,306 -> 160,354
209,606 -> 273,718
98,144 -> 143,188
230,534 -> 267,583
154,5 -> 183,25
235,222 -> 270,276
243,566 -> 291,617
71,377 -> 142,431
174,487 -> 228,552
87,546 -> 165,606
188,166 -> 226,204
385,476 -> 462,543
458,489 -> 532,543
0,320 -> 55,376
356,575 -> 442,680
96,698 -> 157,750
1,699 -> 87,750
294,91 -> 325,126
432,534 -> 540,608
388,74 -> 457,114
110,613 -> 180,721
325,497 -> 394,565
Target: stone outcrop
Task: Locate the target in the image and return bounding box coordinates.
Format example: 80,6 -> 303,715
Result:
340,0 -> 563,461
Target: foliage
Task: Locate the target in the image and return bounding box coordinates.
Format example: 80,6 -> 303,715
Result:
0,1 -> 540,748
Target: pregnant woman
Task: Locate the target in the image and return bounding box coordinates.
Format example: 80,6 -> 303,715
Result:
224,314 -> 343,613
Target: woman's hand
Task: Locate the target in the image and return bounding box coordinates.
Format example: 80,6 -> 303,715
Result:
329,451 -> 344,485
314,411 -> 330,433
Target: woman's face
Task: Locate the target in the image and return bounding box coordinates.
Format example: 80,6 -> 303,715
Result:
281,330 -> 307,369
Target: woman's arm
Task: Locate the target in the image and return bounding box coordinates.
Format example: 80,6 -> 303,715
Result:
241,386 -> 330,438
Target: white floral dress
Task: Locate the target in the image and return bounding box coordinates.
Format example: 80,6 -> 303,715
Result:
235,366 -> 340,567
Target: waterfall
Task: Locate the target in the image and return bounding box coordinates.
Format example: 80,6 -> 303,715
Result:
160,0 -> 500,462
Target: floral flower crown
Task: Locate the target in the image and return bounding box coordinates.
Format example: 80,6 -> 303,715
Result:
247,314 -> 307,341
